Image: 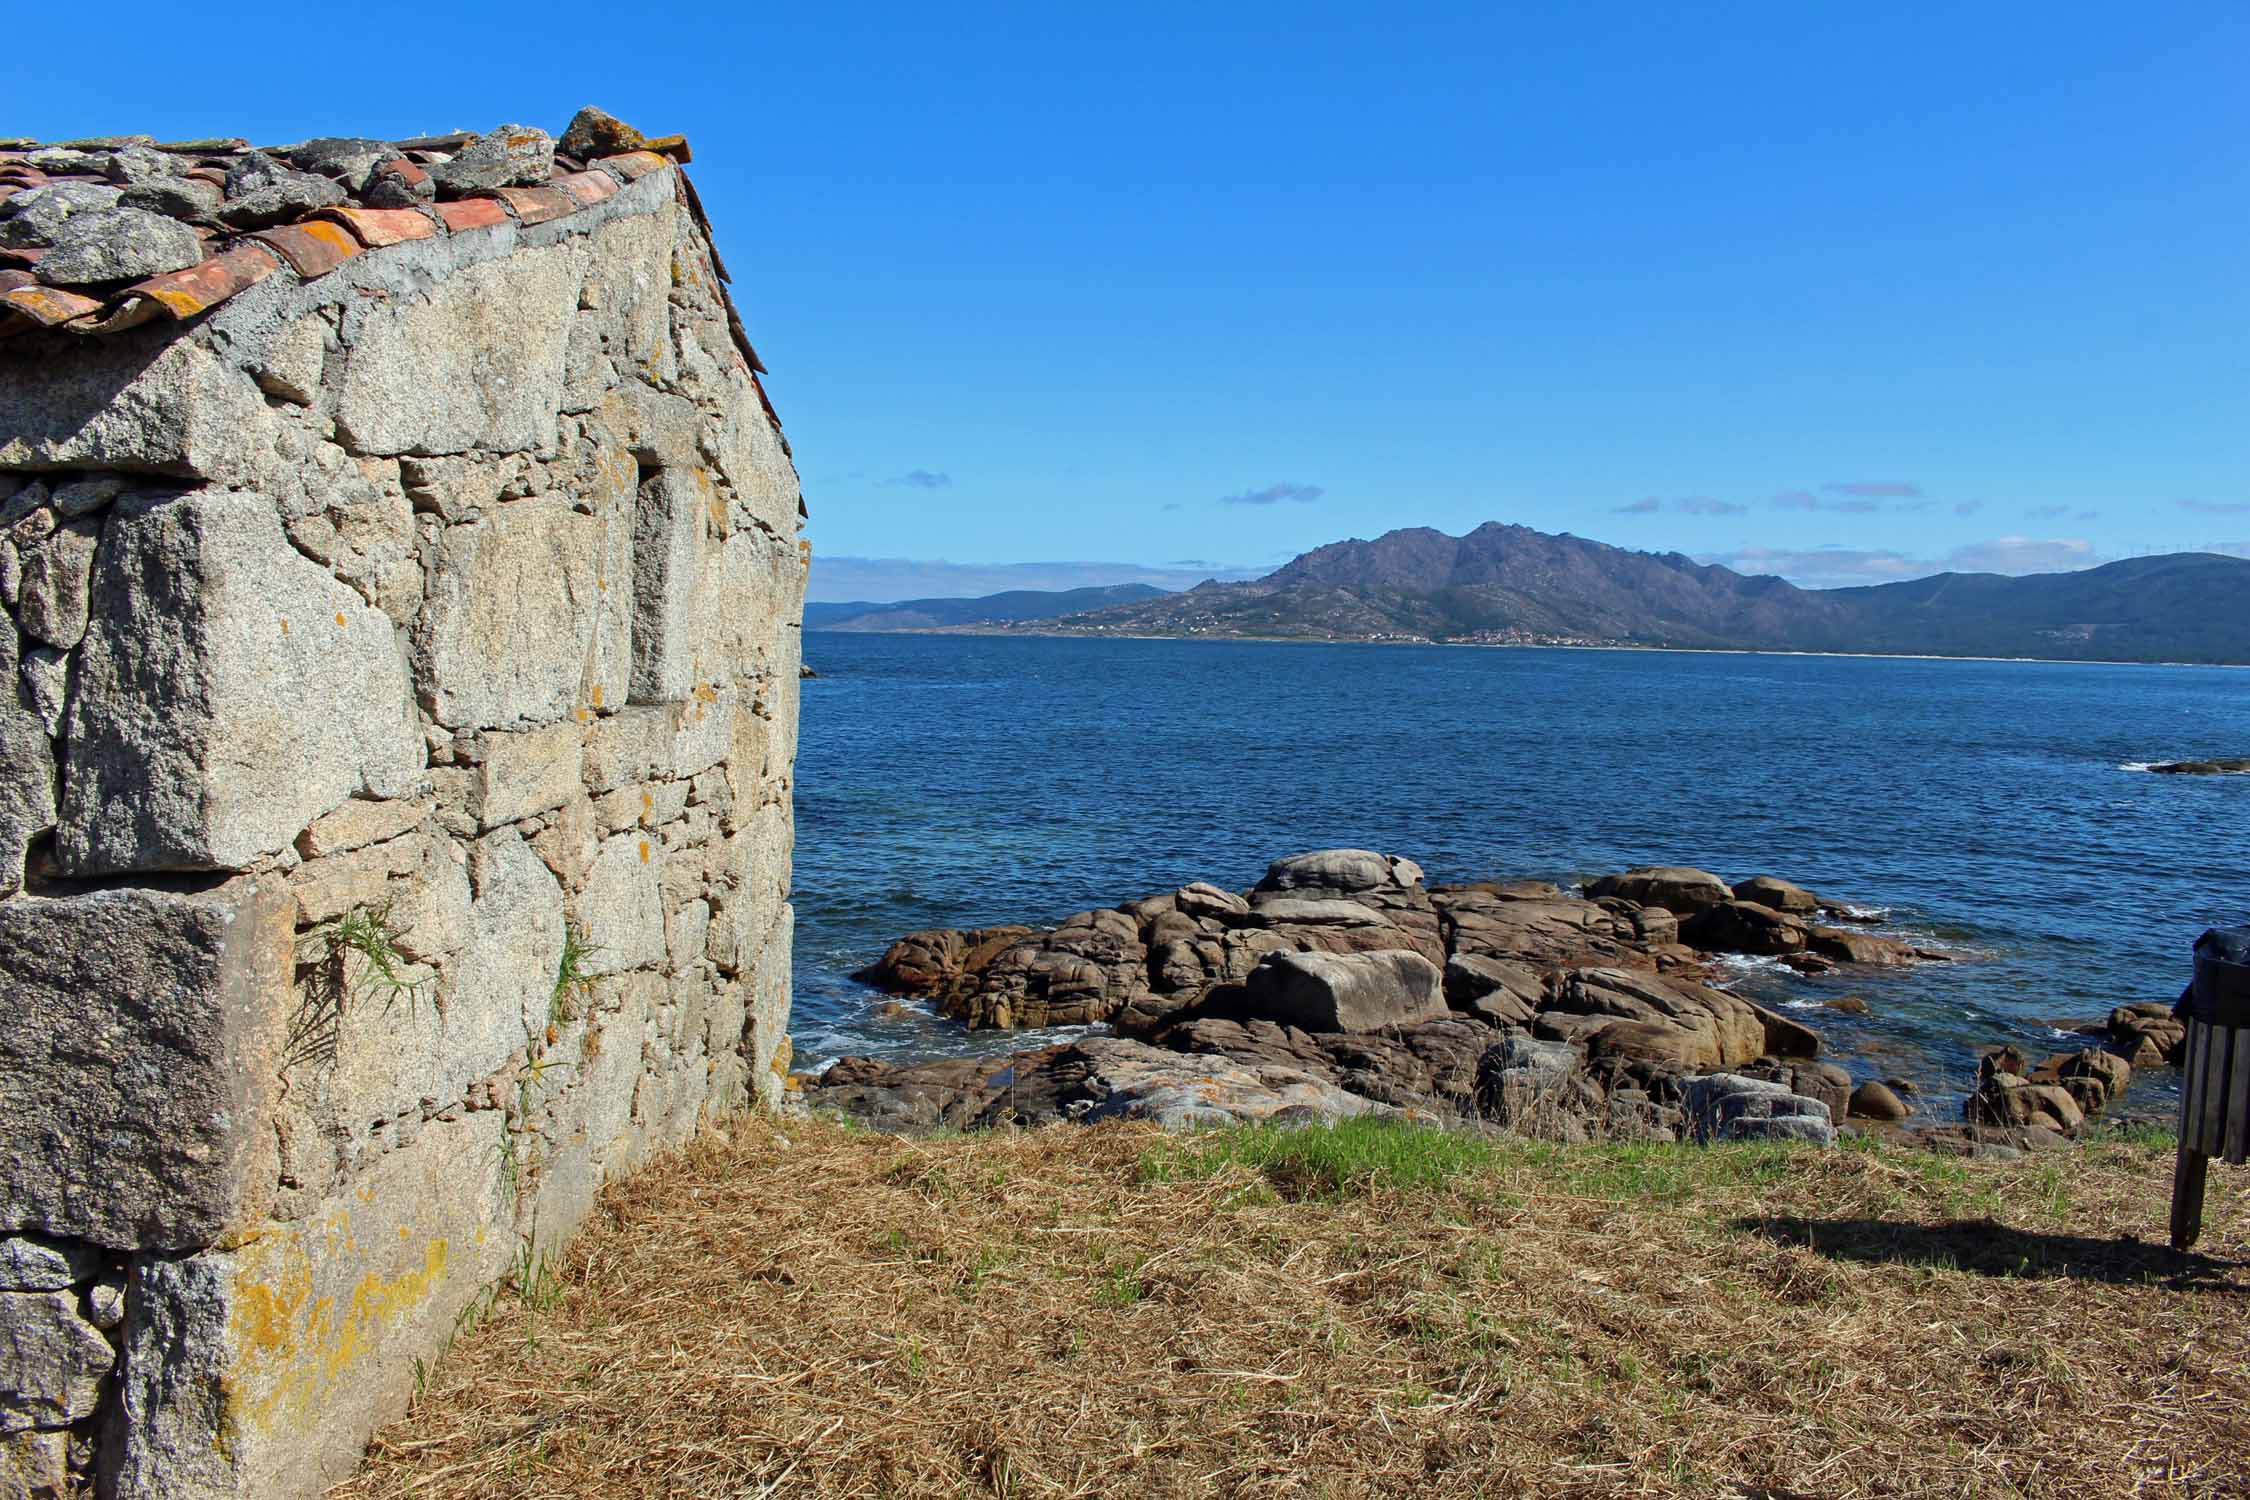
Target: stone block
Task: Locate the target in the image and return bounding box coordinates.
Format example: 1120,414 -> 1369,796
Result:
57,489 -> 422,875
471,721 -> 584,828
252,311 -> 328,406
583,707 -> 668,794
107,1113 -> 510,1500
0,332 -> 278,483
413,496 -> 631,731
383,835 -> 473,966
0,626 -> 57,899
582,208 -> 675,382
710,801 -> 792,977
0,879 -> 292,1251
292,831 -> 559,1151
15,519 -> 97,650
629,466 -> 719,702
18,645 -> 68,738
531,972 -> 661,1228
0,1238 -> 100,1294
528,791 -> 599,892
295,797 -> 429,860
0,1428 -> 69,1495
289,831 -> 428,927
670,691 -> 735,780
333,241 -> 587,457
0,1290 -> 112,1434
576,831 -> 665,976
667,898 -> 711,976
715,371 -> 803,539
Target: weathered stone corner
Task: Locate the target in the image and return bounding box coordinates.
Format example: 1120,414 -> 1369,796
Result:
0,115 -> 805,1500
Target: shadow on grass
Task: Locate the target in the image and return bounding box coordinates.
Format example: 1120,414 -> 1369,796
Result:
1735,1215 -> 2250,1290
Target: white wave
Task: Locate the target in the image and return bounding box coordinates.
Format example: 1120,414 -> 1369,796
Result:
1832,903 -> 1891,921
2117,761 -> 2158,773
1708,953 -> 1793,989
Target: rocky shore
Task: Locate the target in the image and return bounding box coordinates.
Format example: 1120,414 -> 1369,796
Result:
807,850 -> 2155,1152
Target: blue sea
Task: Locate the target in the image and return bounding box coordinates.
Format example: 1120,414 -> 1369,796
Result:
791,633 -> 2250,1113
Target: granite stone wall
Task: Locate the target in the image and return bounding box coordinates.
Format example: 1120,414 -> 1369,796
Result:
0,162 -> 804,1499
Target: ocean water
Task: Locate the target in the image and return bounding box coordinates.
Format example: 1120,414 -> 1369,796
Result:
791,633 -> 2250,1112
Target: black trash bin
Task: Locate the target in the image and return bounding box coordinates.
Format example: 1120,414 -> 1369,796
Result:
2171,926 -> 2250,1250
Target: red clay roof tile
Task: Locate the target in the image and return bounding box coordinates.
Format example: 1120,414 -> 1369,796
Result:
433,198 -> 510,233
600,151 -> 671,181
553,170 -> 620,208
126,242 -> 282,319
250,220 -> 361,277
493,185 -> 574,225
313,205 -> 438,247
0,110 -> 764,367
2,283 -> 103,327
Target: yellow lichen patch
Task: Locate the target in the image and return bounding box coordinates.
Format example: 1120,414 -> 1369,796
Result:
279,618 -> 291,636
638,840 -> 651,864
334,611 -> 347,628
224,1221 -> 455,1439
591,685 -> 605,709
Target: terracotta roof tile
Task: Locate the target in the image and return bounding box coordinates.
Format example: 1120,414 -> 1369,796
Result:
312,205 -> 438,248
0,105 -> 771,408
600,150 -> 672,182
433,198 -> 510,233
250,220 -> 360,277
553,170 -> 620,208
124,242 -> 282,319
2,283 -> 103,327
492,185 -> 574,225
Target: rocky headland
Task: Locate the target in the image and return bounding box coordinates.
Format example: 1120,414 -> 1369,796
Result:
808,850 -> 2156,1152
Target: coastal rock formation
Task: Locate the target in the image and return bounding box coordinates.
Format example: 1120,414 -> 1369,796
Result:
807,1038 -> 1390,1132
822,851 -> 1922,1144
1964,1046 -> 2134,1136
2147,758 -> 2250,775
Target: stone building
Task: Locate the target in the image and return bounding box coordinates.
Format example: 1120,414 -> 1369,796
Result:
0,109 -> 806,1497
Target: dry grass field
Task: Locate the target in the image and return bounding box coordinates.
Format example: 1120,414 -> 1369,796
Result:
336,1117 -> 2250,1499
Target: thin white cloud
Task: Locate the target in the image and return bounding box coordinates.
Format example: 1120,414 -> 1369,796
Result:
1702,536 -> 2109,589
880,470 -> 953,490
1218,481 -> 1324,506
1616,496 -> 1744,516
1824,481 -> 1922,499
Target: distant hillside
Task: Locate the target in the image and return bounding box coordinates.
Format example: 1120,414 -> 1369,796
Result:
806,583 -> 1170,632
1038,523 -> 2250,664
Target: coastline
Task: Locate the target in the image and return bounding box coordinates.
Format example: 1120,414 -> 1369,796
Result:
805,625 -> 2250,671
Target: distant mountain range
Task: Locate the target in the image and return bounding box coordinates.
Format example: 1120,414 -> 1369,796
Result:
1028,524 -> 2250,665
805,583 -> 1169,632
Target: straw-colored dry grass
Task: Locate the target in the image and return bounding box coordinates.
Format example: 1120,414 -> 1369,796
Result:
337,1118 -> 2250,1499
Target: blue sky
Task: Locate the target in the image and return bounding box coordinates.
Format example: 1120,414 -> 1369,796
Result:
23,2 -> 2246,600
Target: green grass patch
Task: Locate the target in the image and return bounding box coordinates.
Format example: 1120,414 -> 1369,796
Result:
1539,1140 -> 1800,1204
1137,1117 -> 1497,1199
